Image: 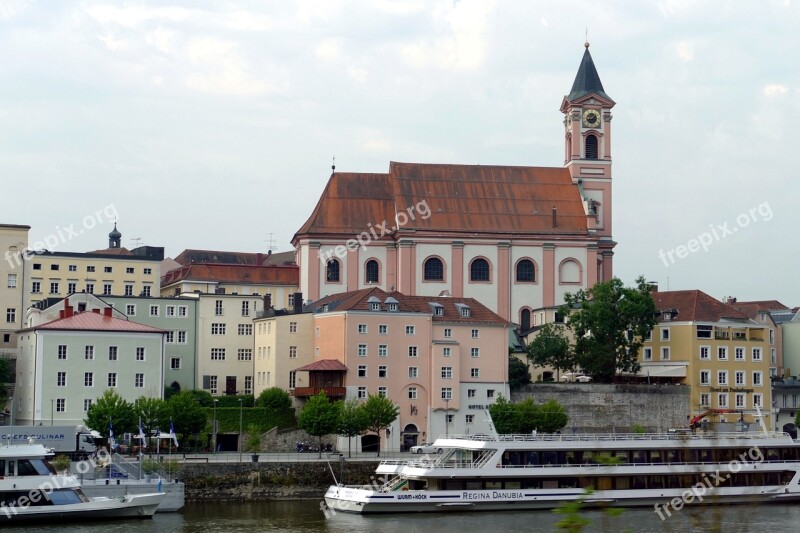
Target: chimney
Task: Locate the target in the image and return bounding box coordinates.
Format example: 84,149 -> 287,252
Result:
59,310 -> 65,319
725,296 -> 737,305
263,293 -> 272,310
293,292 -> 303,314
103,307 -> 113,317
647,281 -> 658,293
552,207 -> 558,228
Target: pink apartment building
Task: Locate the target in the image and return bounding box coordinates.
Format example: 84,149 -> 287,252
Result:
296,288 -> 510,452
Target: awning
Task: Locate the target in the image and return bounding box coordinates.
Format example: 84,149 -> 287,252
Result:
294,359 -> 348,372
637,364 -> 688,378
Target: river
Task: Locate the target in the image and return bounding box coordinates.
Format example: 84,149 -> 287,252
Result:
4,500 -> 799,532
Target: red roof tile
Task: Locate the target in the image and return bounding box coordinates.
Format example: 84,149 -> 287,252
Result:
87,247 -> 134,256
161,263 -> 299,287
23,312 -> 165,333
653,290 -> 751,323
294,359 -> 348,372
174,249 -> 296,266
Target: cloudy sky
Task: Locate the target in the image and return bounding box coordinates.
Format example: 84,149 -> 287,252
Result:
1,1 -> 797,305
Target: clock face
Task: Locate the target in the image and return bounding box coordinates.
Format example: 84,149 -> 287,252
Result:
582,109 -> 601,128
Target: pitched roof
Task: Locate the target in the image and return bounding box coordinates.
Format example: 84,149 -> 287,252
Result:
653,290 -> 752,323
295,163 -> 587,239
161,263 -> 299,287
174,249 -> 296,266
567,46 -> 613,102
21,312 -> 165,334
730,300 -> 788,320
87,247 -> 134,256
294,359 -> 348,372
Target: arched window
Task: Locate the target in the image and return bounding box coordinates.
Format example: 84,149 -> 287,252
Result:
365,260 -> 379,284
326,259 -> 341,282
470,258 -> 490,282
516,259 -> 535,283
585,134 -> 598,159
423,257 -> 444,281
520,309 -> 531,332
559,258 -> 582,284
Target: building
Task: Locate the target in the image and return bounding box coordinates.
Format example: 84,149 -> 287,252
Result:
14,298 -> 165,426
253,302 -> 314,397
293,45 -> 616,324
781,310 -> 800,378
772,378 -> 800,435
1,224 -> 30,361
729,298 -> 787,378
639,290 -> 774,430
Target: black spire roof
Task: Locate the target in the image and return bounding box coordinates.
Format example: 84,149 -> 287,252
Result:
567,46 -> 612,102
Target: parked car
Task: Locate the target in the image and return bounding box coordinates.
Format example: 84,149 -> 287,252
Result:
410,443 -> 443,454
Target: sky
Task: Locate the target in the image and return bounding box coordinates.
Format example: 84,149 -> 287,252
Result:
1,0 -> 798,305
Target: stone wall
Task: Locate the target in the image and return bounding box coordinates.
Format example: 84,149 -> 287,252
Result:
511,383 -> 691,433
259,427 -> 336,453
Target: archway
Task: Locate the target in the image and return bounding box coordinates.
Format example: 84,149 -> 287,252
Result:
402,424 -> 419,451
361,434 -> 380,453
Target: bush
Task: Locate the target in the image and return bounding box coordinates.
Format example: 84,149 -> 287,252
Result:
204,407 -> 296,433
214,395 -> 255,408
256,387 -> 292,411
50,455 -> 71,474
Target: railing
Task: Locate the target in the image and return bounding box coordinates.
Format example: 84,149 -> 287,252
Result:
291,387 -> 346,397
437,431 -> 791,443
381,476 -> 409,492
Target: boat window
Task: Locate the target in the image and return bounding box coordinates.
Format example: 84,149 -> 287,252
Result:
29,459 -> 53,475
649,451 -> 662,463
558,478 -> 578,488
698,450 -> 713,462
443,479 -> 465,490
504,481 -> 521,489
767,449 -> 780,462
665,450 -> 680,463
613,451 -> 629,463
16,460 -> 39,476
649,476 -> 665,489
0,460 -> 4,476
542,479 -> 558,489
47,489 -> 84,506
526,451 -> 540,465
632,476 -> 647,489
630,451 -> 646,463
565,451 -> 579,464
465,480 -> 482,490
485,480 -> 502,490
614,477 -> 629,490
541,451 -> 558,465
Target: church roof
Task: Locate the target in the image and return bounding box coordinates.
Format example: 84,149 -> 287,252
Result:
567,46 -> 613,103
160,263 -> 299,287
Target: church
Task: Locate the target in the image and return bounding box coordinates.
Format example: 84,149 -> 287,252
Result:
293,44 -> 616,327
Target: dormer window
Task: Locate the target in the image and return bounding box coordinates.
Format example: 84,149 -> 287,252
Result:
461,308 -> 470,317
370,302 -> 380,311
384,297 -> 399,312
434,307 -> 443,316
388,303 -> 398,312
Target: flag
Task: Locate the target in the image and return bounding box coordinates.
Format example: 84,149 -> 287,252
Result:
108,420 -> 115,450
169,420 -> 179,448
138,417 -> 147,449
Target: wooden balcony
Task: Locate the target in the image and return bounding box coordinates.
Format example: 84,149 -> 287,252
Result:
291,386 -> 346,398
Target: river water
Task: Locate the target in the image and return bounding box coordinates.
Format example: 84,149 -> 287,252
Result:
4,500 -> 799,532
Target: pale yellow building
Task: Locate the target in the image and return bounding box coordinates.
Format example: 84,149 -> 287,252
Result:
1,224 -> 30,360
253,311 -> 314,397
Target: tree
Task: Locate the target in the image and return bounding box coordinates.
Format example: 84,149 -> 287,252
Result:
256,387 -> 293,411
489,396 -> 569,435
509,356 -> 531,391
298,392 -> 341,458
562,276 -> 657,383
515,398 -> 541,433
134,397 -> 169,449
527,323 -> 573,378
538,398 -> 569,433
168,391 -> 207,445
361,394 -> 400,457
85,389 -> 136,438
0,358 -> 10,402
187,389 -> 214,407
489,395 -> 518,434
337,399 -> 367,458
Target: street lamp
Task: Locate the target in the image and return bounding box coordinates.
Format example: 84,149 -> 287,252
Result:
445,397 -> 450,438
212,399 -> 219,454
238,398 -> 243,462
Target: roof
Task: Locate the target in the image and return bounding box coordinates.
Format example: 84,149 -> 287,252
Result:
295,163 -> 588,239
160,263 -> 299,287
87,247 -> 134,256
294,359 -> 348,372
0,223 -> 31,230
174,249 -> 296,266
730,300 -> 788,320
19,311 -> 165,334
312,287 -> 509,326
653,290 -> 752,323
566,46 -> 613,102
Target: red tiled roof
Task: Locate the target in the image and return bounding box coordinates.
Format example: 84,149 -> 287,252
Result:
653,290 -> 751,323
294,163 -> 587,241
161,263 -> 299,287
86,247 -> 134,256
730,300 -> 788,320
294,359 -> 348,372
174,249 -> 296,266
22,312 -> 165,334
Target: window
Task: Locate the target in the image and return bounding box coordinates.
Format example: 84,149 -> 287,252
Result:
107,373 -> 117,387
68,265 -> 77,272
471,329 -> 479,339
103,283 -> 112,296
211,348 -> 226,361
143,268 -> 152,275
288,371 -> 296,389
56,399 -> 65,413
50,281 -> 59,294
408,346 -> 418,357
149,305 -> 159,317
769,329 -> 775,345
238,349 -> 253,361
470,368 -> 480,378
85,283 -> 94,294
717,371 -> 728,386
6,308 -> 15,323
165,305 -> 175,317
446,414 -> 454,423
408,387 -> 417,400
242,301 -> 250,317
585,133 -> 598,159
358,365 -> 367,378
57,345 -> 67,360
378,365 -> 388,378
358,324 -> 367,334
661,328 -> 670,341
466,414 -> 474,424
31,281 -> 41,293
717,393 -> 728,408
443,347 -> 451,357
57,372 -> 67,387
516,259 -> 535,282
177,331 -> 187,343
753,372 -> 763,387
358,344 -> 367,357
326,259 -> 341,282
6,274 -> 16,288
379,345 -> 388,357
370,302 -> 380,311
441,387 -> 452,400
468,389 -> 476,398
135,373 -> 144,388
288,294 -> 295,307
171,357 -> 181,369
33,263 -> 41,270
84,372 -> 93,387
643,347 -> 652,360
238,324 -> 252,335
408,367 -> 418,379
377,387 -> 387,398
211,323 -> 226,335
700,393 -> 710,407
644,330 -> 652,342
753,348 -> 762,362
444,328 -> 452,338
716,346 -> 728,360
379,324 -> 388,335
661,347 -> 670,360
441,367 -> 452,379
108,346 -> 117,361
178,306 -> 188,317
84,399 -> 92,412
487,389 -> 495,399
423,257 -> 444,281
289,346 -> 297,359
68,282 -> 77,294
699,346 -> 710,360
215,300 -> 223,316
125,304 -> 135,316
700,371 -> 710,385
85,345 -> 94,360
460,307 -> 471,318
135,347 -> 145,361
365,260 -> 379,283
244,376 -> 253,395
289,321 -> 297,333
471,347 -> 480,358
357,387 -> 367,399
165,331 -> 175,343
126,267 -> 134,274
405,325 -> 415,335
735,371 -> 746,386
103,266 -> 112,273
753,393 -> 763,407
470,258 -> 490,282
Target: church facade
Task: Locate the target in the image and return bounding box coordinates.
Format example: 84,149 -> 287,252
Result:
293,45 -> 616,325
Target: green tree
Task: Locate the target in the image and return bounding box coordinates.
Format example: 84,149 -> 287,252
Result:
168,391 -> 208,445
0,358 -> 10,402
527,323 -> 573,378
538,398 -> 569,433
508,356 -> 532,391
85,389 -> 136,438
298,392 -> 341,458
489,395 -> 518,434
562,276 -> 657,382
134,396 -> 169,449
187,389 -> 214,407
515,398 -> 541,433
337,399 -> 367,458
361,394 -> 400,457
256,387 -> 293,411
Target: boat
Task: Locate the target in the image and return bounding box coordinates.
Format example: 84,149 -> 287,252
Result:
1,442 -> 164,522
324,429 -> 800,514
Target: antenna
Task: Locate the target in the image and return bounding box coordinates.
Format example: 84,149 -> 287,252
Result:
265,233 -> 277,253
130,237 -> 143,248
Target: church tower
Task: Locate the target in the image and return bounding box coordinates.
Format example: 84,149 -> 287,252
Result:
108,223 -> 122,249
561,42 -> 615,279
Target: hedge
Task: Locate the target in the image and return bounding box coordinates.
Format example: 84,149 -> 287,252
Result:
204,407 -> 296,433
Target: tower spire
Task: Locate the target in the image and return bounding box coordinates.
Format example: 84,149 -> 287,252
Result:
567,45 -> 613,103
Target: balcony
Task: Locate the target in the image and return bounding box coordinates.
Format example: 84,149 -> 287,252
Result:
291,387 -> 346,398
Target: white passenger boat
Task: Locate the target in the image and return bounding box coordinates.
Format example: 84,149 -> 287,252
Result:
325,430 -> 800,514
1,442 -> 163,522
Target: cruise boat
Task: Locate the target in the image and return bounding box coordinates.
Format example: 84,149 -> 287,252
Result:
1,442 -> 164,522
324,430 -> 800,514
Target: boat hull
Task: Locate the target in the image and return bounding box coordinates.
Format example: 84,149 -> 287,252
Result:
0,493 -> 163,522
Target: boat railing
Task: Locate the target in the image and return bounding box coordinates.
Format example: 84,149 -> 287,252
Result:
497,458 -> 800,469
439,431 -> 790,443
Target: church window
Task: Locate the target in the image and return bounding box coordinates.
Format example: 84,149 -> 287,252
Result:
365,260 -> 379,284
516,259 -> 535,282
585,134 -> 598,159
326,259 -> 341,282
469,258 -> 490,282
423,257 -> 444,281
